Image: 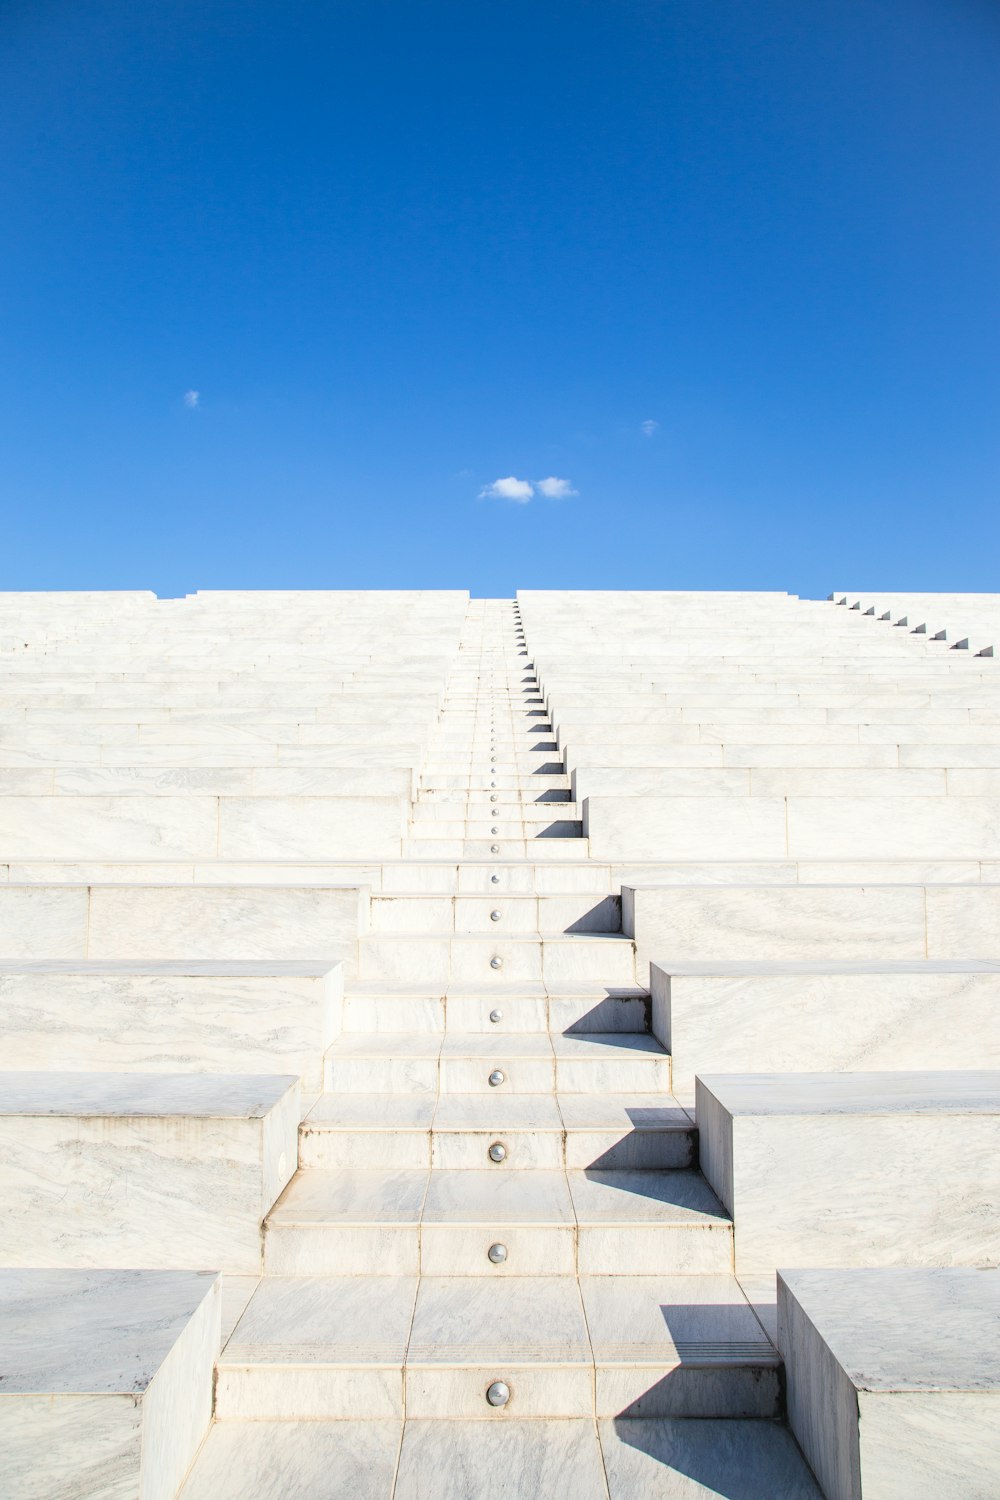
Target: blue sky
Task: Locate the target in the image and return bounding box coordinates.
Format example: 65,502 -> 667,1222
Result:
2,0 -> 998,596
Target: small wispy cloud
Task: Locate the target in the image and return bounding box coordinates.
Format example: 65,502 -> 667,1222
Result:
479,476 -> 535,502
183,390 -> 200,409
641,419 -> 658,437
536,476 -> 577,499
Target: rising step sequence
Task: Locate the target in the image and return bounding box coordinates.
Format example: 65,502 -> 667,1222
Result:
0,588 -> 997,1499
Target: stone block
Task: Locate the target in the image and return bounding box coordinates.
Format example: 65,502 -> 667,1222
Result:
696,1071 -> 1000,1275
0,1269 -> 220,1500
0,1071 -> 299,1271
651,961 -> 1000,1098
0,960 -> 342,1094
778,1267 -> 1000,1500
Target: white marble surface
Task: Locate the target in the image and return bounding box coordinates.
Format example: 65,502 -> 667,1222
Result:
179,1420 -> 403,1499
0,885 -> 89,958
85,883 -> 365,963
600,1417 -> 822,1498
0,963 -> 341,1093
395,1419 -> 608,1499
218,1275 -> 415,1420
0,1270 -> 219,1500
0,1072 -> 298,1272
584,796 -> 787,861
778,1267 -> 1000,1390
624,883 -> 928,971
651,962 -> 1000,1094
697,1072 -> 1000,1274
219,795 -> 403,860
779,1268 -> 1000,1500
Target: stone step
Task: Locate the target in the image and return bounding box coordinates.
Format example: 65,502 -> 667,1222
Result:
323,1032 -> 670,1095
357,933 -> 636,985
0,1071 -> 299,1272
696,1069 -> 1000,1275
179,1415 -> 822,1499
342,981 -> 649,1033
262,1166 -> 732,1276
213,1272 -> 775,1421
406,818 -> 583,838
0,959 -> 341,1091
418,777 -> 571,793
778,1267 -> 1000,1500
403,837 -> 590,859
650,958 -> 1000,1099
2,1269 -> 220,1500
367,892 -> 621,934
412,800 -> 579,819
299,1091 -> 691,1170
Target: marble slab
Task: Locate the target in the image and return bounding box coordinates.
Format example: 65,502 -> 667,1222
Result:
0,960 -> 342,1093
0,1071 -> 298,1272
651,960 -> 1000,1097
395,1419 -> 608,1499
85,883 -> 367,965
179,1420 -> 403,1499
600,1417 -> 822,1498
697,1071 -> 1000,1274
0,1269 -> 219,1500
624,884 -> 928,977
779,1268 -> 1000,1500
217,1275 -> 418,1419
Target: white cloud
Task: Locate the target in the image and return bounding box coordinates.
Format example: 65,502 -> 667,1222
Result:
641,419 -> 658,437
479,476 -> 534,502
536,476 -> 577,499
183,390 -> 200,408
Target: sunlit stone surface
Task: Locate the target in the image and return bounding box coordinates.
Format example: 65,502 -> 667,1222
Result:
0,587 -> 997,1495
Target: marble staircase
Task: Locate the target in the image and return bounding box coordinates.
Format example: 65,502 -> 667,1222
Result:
2,588 -> 999,1497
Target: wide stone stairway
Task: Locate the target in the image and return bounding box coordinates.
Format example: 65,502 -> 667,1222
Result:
1,589 -> 998,1498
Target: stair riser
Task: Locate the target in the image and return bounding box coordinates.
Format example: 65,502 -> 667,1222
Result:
403,839 -> 588,859
340,995 -> 650,1033
299,1128 -> 693,1172
323,1059 -> 669,1093
214,1359 -> 777,1421
357,941 -> 636,985
366,895 -> 621,935
263,1224 -> 733,1276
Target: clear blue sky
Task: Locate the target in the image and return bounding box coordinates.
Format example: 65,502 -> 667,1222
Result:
2,0 -> 998,596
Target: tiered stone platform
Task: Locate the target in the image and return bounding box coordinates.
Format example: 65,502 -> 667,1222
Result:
0,588 -> 997,1497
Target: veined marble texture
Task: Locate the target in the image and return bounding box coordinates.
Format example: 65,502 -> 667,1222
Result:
585,796 -> 788,862
217,795 -> 403,860
0,794 -> 219,859
0,962 -> 341,1093
0,1270 -> 219,1500
85,883 -> 365,963
652,963 -> 1000,1096
779,1269 -> 1000,1500
178,1420 -> 403,1500
624,883 -> 928,971
0,884 -> 89,958
697,1072 -> 1000,1274
787,794 -> 1000,860
0,1071 -> 298,1272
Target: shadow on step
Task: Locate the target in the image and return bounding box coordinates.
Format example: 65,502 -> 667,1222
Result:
610,1328 -> 782,1421
563,897 -> 622,932
559,990 -> 650,1032
611,1413 -> 821,1499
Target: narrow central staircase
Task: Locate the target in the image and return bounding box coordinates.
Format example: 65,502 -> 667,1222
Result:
181,598 -> 820,1497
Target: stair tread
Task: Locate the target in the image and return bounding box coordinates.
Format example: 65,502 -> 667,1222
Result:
303,1092 -> 691,1132
217,1273 -> 775,1370
268,1167 -> 728,1227
180,1417 -> 823,1500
